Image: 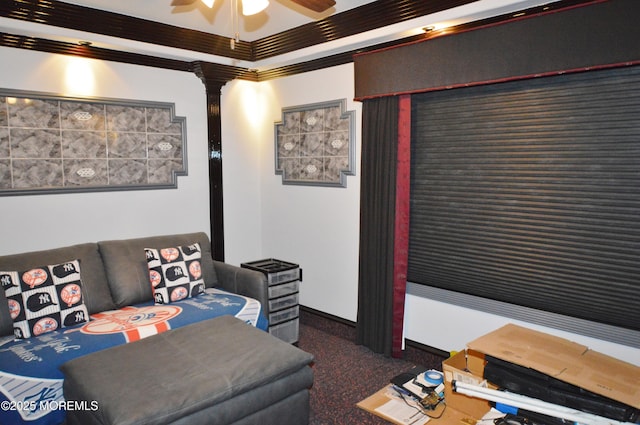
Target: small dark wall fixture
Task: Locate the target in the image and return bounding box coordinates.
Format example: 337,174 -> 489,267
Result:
0,89 -> 187,196
274,99 -> 355,187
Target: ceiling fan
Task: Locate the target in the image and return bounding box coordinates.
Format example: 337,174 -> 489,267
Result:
170,0 -> 337,14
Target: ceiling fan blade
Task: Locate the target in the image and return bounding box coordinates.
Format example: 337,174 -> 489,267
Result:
290,0 -> 336,13
171,0 -> 198,6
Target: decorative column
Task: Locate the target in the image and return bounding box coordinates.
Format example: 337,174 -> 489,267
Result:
193,62 -> 229,261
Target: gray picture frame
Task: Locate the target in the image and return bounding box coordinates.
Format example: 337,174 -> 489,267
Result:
0,89 -> 187,196
274,99 -> 355,187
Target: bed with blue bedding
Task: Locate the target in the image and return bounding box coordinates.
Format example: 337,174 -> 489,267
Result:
0,288 -> 267,425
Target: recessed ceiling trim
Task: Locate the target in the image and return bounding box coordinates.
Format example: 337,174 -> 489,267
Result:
0,0 -> 253,60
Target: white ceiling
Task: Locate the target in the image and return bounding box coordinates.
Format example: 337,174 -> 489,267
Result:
0,0 -> 559,71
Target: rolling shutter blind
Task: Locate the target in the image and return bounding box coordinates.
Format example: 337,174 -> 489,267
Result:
408,66 -> 640,331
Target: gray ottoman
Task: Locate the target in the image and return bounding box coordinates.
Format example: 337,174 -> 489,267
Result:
60,316 -> 314,425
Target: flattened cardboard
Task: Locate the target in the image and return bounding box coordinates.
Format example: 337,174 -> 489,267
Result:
467,323 -> 640,409
357,384 -> 480,425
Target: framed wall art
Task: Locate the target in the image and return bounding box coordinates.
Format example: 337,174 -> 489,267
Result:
0,89 -> 187,196
274,99 -> 355,187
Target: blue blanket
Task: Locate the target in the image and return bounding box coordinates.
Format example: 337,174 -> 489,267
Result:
0,288 -> 267,425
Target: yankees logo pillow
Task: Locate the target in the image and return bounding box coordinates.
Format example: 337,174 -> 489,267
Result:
0,259 -> 89,339
145,243 -> 205,305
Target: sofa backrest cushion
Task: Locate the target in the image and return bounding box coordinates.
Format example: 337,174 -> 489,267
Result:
0,243 -> 116,337
98,232 -> 218,308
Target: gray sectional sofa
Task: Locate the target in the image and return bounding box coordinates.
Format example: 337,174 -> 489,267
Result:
0,232 -> 314,425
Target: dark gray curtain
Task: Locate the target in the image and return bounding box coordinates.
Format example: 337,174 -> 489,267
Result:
356,96 -> 399,356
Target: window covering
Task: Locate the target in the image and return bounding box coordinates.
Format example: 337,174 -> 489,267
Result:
408,66 -> 640,331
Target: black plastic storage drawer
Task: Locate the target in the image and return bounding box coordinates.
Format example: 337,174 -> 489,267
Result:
241,258 -> 302,343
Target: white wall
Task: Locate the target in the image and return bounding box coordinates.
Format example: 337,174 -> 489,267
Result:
0,47 -> 211,254
404,294 -> 640,366
221,65 -> 362,322
219,80 -> 270,265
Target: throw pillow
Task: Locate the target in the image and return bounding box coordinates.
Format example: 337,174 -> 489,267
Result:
145,243 -> 205,304
0,259 -> 89,339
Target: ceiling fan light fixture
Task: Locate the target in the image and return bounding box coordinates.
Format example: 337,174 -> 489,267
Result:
201,0 -> 215,8
241,0 -> 269,16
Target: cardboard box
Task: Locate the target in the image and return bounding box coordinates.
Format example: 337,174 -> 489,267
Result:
442,349 -> 492,420
467,323 -> 640,410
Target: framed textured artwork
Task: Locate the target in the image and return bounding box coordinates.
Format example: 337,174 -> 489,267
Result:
0,89 -> 187,196
274,99 -> 355,187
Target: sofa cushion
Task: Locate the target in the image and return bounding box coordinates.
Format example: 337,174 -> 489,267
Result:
1,259 -> 89,339
0,243 -> 116,337
98,232 -> 218,308
145,243 -> 205,304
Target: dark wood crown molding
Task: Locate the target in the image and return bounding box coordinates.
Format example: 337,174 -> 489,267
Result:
0,0 -> 594,83
0,0 -> 480,62
0,0 -> 252,60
